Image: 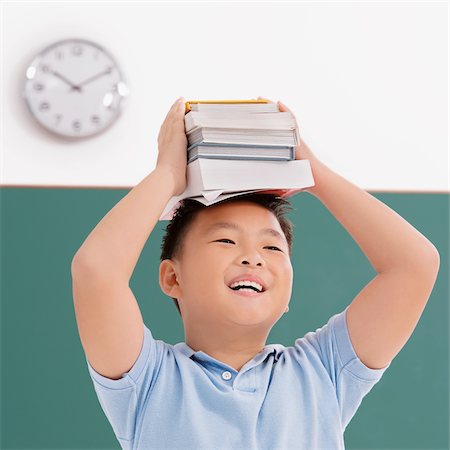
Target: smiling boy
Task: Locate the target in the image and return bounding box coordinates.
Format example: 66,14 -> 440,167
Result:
159,194 -> 294,373
71,97 -> 440,449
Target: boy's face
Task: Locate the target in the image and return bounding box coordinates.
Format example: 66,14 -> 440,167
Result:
160,200 -> 293,334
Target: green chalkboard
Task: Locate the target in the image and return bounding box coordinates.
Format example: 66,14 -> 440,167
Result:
1,188 -> 448,449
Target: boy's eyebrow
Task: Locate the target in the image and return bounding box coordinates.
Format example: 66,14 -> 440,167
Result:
204,221 -> 286,242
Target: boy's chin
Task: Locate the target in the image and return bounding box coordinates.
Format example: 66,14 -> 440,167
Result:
222,290 -> 278,320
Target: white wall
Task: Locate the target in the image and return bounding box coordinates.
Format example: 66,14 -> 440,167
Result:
1,1 -> 448,192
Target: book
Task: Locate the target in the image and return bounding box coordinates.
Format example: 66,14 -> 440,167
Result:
185,100 -> 299,151
158,99 -> 315,221
185,111 -> 296,133
159,158 -> 315,220
186,127 -> 298,149
187,143 -> 295,164
185,99 -> 278,113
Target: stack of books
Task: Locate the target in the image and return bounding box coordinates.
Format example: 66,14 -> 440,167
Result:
159,99 -> 315,220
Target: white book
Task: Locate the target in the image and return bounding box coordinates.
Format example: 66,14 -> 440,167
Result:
184,111 -> 297,133
159,158 -> 315,220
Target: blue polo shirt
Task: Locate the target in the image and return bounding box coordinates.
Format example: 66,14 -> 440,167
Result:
85,305 -> 390,449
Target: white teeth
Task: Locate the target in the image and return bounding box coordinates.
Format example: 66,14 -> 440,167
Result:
230,280 -> 263,292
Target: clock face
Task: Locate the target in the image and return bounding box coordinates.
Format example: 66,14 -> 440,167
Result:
23,38 -> 129,139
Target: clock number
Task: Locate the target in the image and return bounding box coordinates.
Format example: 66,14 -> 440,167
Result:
72,45 -> 83,56
54,49 -> 64,60
34,82 -> 44,92
91,115 -> 101,125
72,120 -> 82,131
39,101 -> 50,112
40,63 -> 51,73
54,114 -> 62,125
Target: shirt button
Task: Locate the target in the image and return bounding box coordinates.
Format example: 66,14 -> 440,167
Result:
222,371 -> 232,380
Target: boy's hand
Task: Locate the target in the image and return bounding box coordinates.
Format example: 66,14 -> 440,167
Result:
255,96 -> 322,195
156,97 -> 188,196
255,96 -> 319,164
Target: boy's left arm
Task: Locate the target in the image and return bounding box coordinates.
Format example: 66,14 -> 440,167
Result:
300,138 -> 439,370
266,97 -> 440,370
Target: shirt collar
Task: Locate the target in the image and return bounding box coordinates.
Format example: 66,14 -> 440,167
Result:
174,341 -> 285,369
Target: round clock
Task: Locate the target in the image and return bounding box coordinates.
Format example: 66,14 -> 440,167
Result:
23,38 -> 129,139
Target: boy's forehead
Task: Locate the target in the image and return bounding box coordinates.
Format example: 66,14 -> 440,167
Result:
197,201 -> 271,226
192,201 -> 284,239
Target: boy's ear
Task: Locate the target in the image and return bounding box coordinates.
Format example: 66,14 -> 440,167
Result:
159,259 -> 182,298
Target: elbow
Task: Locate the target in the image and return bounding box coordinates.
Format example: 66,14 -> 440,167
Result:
71,251 -> 85,271
71,255 -> 85,279
393,245 -> 441,278
425,243 -> 440,268
416,245 -> 440,278
430,246 -> 440,272
71,251 -> 96,276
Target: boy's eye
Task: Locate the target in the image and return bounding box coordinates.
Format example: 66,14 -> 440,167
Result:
215,239 -> 282,252
215,239 -> 235,244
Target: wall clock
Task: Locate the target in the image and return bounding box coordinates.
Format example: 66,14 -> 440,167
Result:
23,38 -> 129,139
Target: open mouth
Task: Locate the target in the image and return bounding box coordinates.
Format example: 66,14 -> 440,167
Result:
227,285 -> 266,297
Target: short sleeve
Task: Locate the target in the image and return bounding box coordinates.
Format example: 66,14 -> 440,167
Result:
295,306 -> 391,431
85,323 -> 163,446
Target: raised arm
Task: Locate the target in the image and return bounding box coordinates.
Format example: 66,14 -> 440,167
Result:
277,98 -> 440,370
71,97 -> 187,379
305,149 -> 439,370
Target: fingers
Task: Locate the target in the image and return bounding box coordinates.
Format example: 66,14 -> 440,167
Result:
252,96 -> 294,115
171,98 -> 184,113
168,97 -> 185,114
160,97 -> 184,132
277,100 -> 291,113
163,98 -> 185,125
255,96 -> 290,115
275,100 -> 301,145
172,96 -> 184,106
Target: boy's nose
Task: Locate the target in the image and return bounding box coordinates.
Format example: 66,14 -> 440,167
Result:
240,257 -> 264,267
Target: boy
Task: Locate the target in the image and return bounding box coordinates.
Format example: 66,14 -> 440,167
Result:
71,97 -> 440,449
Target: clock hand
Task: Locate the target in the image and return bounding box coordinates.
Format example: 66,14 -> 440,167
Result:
77,67 -> 113,89
51,69 -> 81,91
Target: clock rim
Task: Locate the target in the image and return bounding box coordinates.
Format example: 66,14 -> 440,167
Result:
22,37 -> 129,140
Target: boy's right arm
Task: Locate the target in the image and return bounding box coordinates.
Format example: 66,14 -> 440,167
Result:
71,97 -> 187,380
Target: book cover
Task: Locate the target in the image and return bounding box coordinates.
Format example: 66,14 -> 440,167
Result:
185,99 -> 270,114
